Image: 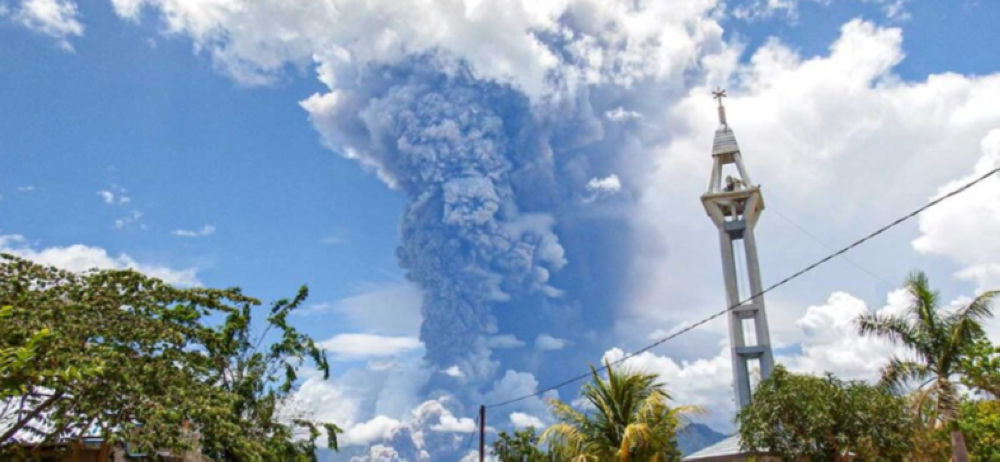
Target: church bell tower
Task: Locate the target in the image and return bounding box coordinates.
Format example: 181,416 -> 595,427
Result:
701,89 -> 775,410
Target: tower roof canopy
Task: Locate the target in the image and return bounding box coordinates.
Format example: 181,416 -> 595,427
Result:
711,88 -> 740,156
712,126 -> 740,156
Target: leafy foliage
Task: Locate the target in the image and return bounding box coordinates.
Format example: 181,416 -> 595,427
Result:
0,254 -> 340,462
0,254 -> 237,456
738,365 -> 915,461
960,339 -> 1000,399
541,360 -> 701,462
492,427 -> 553,462
855,271 -> 997,462
905,392 -> 952,462
959,399 -> 1000,462
0,306 -> 59,400
199,284 -> 341,462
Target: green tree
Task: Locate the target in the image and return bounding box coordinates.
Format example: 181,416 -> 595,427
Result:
855,271 -> 997,462
906,392 -> 952,462
959,399 -> 1000,462
0,254 -> 339,462
492,427 -> 553,462
0,254 -> 236,457
199,285 -> 341,462
0,305 -> 60,401
541,361 -> 701,462
738,365 -> 915,461
960,339 -> 1000,399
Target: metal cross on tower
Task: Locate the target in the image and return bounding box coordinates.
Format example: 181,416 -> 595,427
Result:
701,89 -> 775,410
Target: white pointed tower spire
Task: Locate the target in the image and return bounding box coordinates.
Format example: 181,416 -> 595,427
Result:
701,88 -> 775,410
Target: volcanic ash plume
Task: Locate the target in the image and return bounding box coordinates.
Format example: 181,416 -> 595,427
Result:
305,75 -> 568,382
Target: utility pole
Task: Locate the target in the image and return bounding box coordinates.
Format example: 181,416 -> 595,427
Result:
479,405 -> 486,462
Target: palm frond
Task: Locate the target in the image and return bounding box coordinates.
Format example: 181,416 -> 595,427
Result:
541,423 -> 587,458
548,398 -> 588,426
671,404 -> 708,419
855,311 -> 930,358
619,423 -> 652,462
635,390 -> 669,422
906,271 -> 941,335
940,290 -> 997,373
943,315 -> 985,371
880,357 -> 932,392
956,290 -> 998,322
909,386 -> 937,423
543,360 -> 695,462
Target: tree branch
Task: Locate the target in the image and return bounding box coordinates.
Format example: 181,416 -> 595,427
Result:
0,391 -> 63,443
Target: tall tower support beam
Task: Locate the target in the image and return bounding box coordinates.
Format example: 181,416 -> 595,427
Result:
701,89 -> 775,410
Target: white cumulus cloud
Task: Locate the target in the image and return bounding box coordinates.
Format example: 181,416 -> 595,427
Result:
341,415 -> 405,447
485,334 -> 526,349
509,412 -> 545,429
110,0 -> 728,100
629,18 -> 1000,344
605,107 -> 643,122
97,185 -> 132,208
297,282 -> 423,336
297,282 -> 423,337
586,174 -> 622,196
606,289 -> 912,431
781,291 -> 907,381
441,366 -> 465,379
534,334 -> 569,352
97,190 -> 115,204
913,130 -> 1000,291
171,224 -> 216,238
429,413 -> 475,433
14,0 -> 84,50
320,333 -> 423,361
0,234 -> 199,286
603,346 -> 735,430
733,0 -> 909,22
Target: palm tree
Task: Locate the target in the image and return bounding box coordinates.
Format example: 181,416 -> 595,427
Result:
541,360 -> 703,462
855,271 -> 997,462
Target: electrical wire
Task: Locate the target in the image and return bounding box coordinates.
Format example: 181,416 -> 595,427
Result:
484,167 -> 1000,409
463,414 -> 480,454
768,204 -> 895,288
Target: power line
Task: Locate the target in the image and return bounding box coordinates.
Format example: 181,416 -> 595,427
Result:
768,204 -> 896,287
485,167 -> 999,409
463,414 -> 480,454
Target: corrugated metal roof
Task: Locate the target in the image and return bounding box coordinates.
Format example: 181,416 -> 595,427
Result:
682,435 -> 745,461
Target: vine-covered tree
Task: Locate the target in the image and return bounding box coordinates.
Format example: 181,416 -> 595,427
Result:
856,271 -> 997,462
0,254 -> 339,462
542,361 -> 701,462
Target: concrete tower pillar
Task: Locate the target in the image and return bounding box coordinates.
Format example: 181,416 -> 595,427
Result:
700,89 -> 775,410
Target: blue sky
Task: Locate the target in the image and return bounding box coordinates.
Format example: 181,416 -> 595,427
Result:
727,0 -> 999,79
5,0 -> 996,352
1,2 -> 406,327
4,0 -> 1000,459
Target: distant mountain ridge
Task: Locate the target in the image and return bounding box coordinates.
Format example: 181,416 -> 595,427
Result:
677,423 -> 728,456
